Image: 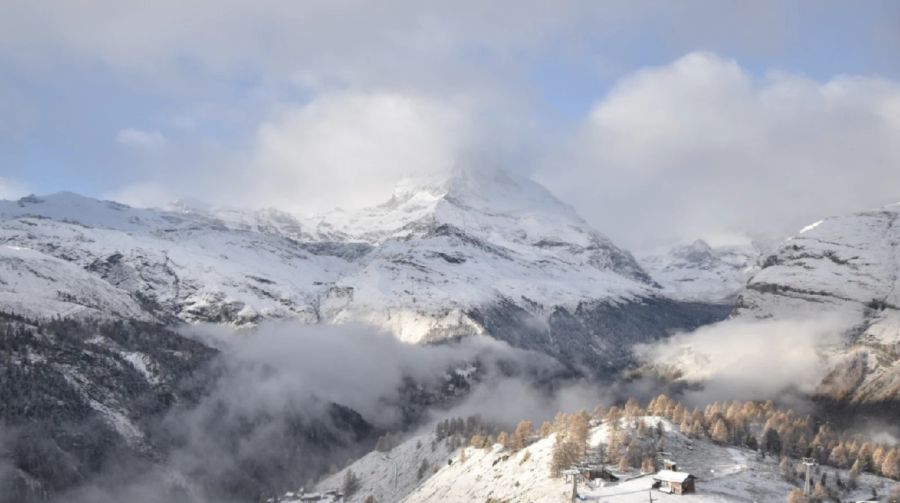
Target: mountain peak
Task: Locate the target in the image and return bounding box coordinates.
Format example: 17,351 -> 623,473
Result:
322,166 -> 589,243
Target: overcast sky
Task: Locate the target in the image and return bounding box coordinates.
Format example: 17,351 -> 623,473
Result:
1,1 -> 899,250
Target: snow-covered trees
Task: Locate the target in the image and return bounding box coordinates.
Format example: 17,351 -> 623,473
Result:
829,443 -> 850,468
550,437 -> 581,477
549,411 -> 591,477
496,431 -> 508,448
636,419 -> 649,438
539,421 -> 553,438
496,393 -> 900,490
883,449 -> 900,479
342,470 -> 361,498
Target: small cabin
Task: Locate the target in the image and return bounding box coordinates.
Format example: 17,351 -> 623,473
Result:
652,470 -> 697,495
581,466 -> 619,482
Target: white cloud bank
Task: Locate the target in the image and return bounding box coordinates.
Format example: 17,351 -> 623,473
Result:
538,52 -> 900,249
244,92 -> 470,213
638,314 -> 853,402
0,177 -> 28,201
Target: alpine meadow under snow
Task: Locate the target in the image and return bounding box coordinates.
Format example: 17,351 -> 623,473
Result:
2,2 -> 900,503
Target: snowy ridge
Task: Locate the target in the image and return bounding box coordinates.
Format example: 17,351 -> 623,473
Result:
0,167 -> 667,346
0,192 -> 356,324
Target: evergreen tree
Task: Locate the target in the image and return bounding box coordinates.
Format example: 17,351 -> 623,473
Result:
762,428 -> 783,456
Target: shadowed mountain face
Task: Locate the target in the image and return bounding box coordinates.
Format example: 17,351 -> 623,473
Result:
0,314 -> 216,501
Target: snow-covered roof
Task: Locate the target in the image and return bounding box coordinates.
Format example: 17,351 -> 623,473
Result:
653,470 -> 695,483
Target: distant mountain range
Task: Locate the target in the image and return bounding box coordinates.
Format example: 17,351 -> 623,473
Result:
4,168 -> 899,404
0,167 -> 734,376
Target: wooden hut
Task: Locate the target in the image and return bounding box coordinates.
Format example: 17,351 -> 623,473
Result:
652,470 -> 697,495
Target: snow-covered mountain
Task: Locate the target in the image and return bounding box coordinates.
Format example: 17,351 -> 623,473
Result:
648,203 -> 900,404
307,166 -> 659,343
735,203 -> 900,403
640,240 -> 761,304
0,168 -> 729,375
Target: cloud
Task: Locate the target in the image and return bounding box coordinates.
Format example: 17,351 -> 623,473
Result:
184,321 -> 561,427
0,177 -> 28,200
116,128 -> 167,150
637,314 -> 853,402
133,321 -> 576,500
237,91 -> 471,213
102,52 -> 900,251
437,378 -> 604,428
102,181 -> 172,208
0,2 -> 628,85
538,52 -> 900,250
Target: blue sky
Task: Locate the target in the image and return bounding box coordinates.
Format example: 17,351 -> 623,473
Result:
1,1 -> 899,248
